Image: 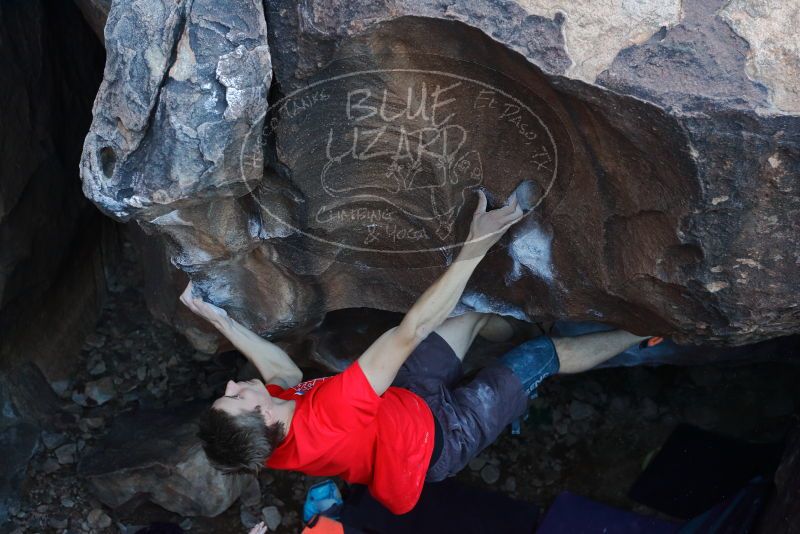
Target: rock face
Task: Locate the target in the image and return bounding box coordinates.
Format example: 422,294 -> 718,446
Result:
80,0 -> 799,351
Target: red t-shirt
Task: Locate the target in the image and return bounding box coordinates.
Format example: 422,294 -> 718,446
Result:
265,362 -> 435,514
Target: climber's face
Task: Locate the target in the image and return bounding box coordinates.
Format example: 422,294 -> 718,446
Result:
213,378 -> 273,420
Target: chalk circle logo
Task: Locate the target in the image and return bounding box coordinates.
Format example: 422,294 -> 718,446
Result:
241,58 -> 559,260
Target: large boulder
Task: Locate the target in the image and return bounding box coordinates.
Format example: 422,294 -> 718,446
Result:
77,402 -> 259,517
80,0 -> 799,351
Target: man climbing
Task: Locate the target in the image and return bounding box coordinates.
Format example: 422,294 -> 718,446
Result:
181,190 -> 657,514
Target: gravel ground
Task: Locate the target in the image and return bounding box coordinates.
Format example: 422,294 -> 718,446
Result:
6,239 -> 799,533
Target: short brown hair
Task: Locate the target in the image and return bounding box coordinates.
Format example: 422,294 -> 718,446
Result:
197,406 -> 286,474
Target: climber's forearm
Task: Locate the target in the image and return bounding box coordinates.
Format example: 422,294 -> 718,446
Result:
358,192 -> 523,396
400,192 -> 524,338
179,282 -> 302,387
401,240 -> 485,340
216,318 -> 302,388
358,241 -> 486,395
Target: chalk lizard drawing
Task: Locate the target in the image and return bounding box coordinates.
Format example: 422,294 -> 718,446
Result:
243,67 -> 561,255
319,122 -> 483,240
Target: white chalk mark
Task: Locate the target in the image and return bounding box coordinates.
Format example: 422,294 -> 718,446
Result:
508,224 -> 554,282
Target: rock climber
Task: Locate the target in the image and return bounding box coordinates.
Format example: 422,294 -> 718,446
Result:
180,190 -> 660,514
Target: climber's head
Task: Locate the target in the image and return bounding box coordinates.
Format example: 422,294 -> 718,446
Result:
197,378 -> 287,474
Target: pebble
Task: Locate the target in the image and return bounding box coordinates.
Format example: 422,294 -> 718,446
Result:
85,333 -> 106,349
41,458 -> 60,474
88,360 -> 107,376
572,386 -> 599,405
61,497 -> 75,508
569,400 -> 596,421
554,421 -> 569,435
55,443 -> 77,464
480,464 -> 500,484
542,470 -> 559,484
502,477 -> 517,492
262,506 -> 282,531
149,363 -> 164,379
85,377 -> 116,405
41,431 -> 67,450
51,379 -> 71,398
609,396 -> 629,412
240,478 -> 262,507
87,508 -> 112,529
192,351 -> 213,362
48,517 -> 69,529
82,417 -> 105,430
283,511 -> 300,528
71,391 -> 89,407
240,507 -> 259,529
468,456 -> 487,471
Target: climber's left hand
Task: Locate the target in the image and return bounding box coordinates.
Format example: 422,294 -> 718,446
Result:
179,282 -> 231,330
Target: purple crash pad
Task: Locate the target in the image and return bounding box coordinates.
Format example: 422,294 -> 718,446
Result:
537,491 -> 682,534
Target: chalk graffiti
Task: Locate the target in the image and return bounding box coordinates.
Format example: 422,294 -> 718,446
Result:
318,82 -> 481,240
244,65 -> 561,257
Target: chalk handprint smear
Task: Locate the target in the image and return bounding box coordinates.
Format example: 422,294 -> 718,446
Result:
252,62 -> 560,256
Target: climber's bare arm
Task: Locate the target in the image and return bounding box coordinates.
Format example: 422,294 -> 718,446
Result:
180,283 -> 303,388
359,191 -> 524,396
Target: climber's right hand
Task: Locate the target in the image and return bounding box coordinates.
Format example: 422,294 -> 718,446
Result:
465,190 -> 524,256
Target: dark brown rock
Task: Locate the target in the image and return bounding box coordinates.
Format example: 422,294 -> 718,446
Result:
78,402 -> 258,517
79,0 -> 800,351
756,427 -> 800,534
0,0 -> 113,388
73,0 -> 111,41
